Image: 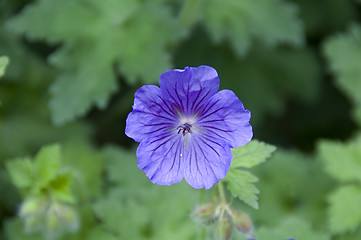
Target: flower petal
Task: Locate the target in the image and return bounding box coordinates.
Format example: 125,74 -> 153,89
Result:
136,132 -> 185,185
125,85 -> 177,142
197,90 -> 253,148
159,66 -> 220,115
184,133 -> 233,189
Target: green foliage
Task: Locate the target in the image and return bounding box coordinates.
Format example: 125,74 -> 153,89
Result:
230,140 -> 277,168
241,150 -> 333,230
323,24 -> 361,125
0,55 -> 9,78
256,217 -> 330,240
93,146 -> 198,240
203,0 -> 304,56
6,145 -> 73,199
5,219 -> 42,240
328,185 -> 361,234
318,135 -> 361,183
318,135 -> 361,234
224,169 -> 260,209
5,144 -> 74,202
4,142 -> 106,239
34,145 -> 61,190
61,140 -> 105,199
223,140 -> 276,209
7,0 -> 180,125
5,157 -> 33,190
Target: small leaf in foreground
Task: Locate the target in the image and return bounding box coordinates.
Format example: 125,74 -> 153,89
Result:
224,170 -> 259,209
231,140 -> 277,168
223,140 -> 276,209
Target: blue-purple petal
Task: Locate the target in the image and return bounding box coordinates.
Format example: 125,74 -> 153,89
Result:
197,90 -> 253,148
159,66 -> 220,116
136,132 -> 184,185
184,133 -> 233,189
125,85 -> 177,142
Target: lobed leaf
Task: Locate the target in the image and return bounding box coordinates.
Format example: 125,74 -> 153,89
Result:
318,135 -> 361,183
256,217 -> 330,240
222,140 -> 276,209
231,140 -> 276,168
224,169 -> 259,209
7,0 -> 180,125
48,170 -> 75,203
5,157 -> 34,190
203,0 -> 304,56
323,24 -> 361,125
62,140 -> 105,199
34,144 -> 61,189
0,56 -> 9,78
328,185 -> 361,234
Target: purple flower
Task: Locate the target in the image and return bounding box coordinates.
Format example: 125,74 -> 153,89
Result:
125,66 -> 252,189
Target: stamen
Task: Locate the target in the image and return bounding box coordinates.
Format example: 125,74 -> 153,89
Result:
177,123 -> 192,136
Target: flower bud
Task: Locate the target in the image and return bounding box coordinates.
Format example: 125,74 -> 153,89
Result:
19,197 -> 79,239
19,197 -> 47,218
45,208 -> 61,239
191,204 -> 218,225
20,197 -> 48,233
57,204 -> 80,232
214,216 -> 232,240
230,209 -> 253,235
44,202 -> 80,239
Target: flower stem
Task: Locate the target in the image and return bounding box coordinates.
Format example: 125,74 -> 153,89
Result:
218,182 -> 227,203
178,0 -> 203,29
198,188 -> 206,240
199,188 -> 205,203
201,228 -> 206,240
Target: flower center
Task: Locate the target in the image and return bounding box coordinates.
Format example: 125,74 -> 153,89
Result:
177,123 -> 192,136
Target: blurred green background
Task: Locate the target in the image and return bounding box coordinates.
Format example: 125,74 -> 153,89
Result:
1,0 -> 361,239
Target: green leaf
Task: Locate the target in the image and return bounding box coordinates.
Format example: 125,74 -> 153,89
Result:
7,0 -> 180,125
103,145 -> 148,188
248,150 -> 333,228
48,170 -> 75,203
256,217 -> 330,240
62,140 -> 105,199
93,193 -> 148,239
33,144 -> 61,189
328,185 -> 361,234
4,218 -> 45,240
224,169 -> 259,209
5,157 -> 34,190
222,140 -> 275,209
85,227 -> 119,240
231,140 -> 276,168
203,0 -> 304,56
323,24 -> 361,125
0,56 -> 9,78
318,135 -> 361,183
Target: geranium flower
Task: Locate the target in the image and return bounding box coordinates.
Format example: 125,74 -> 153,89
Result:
125,66 -> 252,189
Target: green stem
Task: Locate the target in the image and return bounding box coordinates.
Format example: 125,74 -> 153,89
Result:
178,0 -> 203,29
218,182 -> 227,203
198,188 -> 206,240
199,188 -> 205,203
201,228 -> 206,240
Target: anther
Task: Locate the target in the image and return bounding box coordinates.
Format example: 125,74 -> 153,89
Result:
177,123 -> 192,136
